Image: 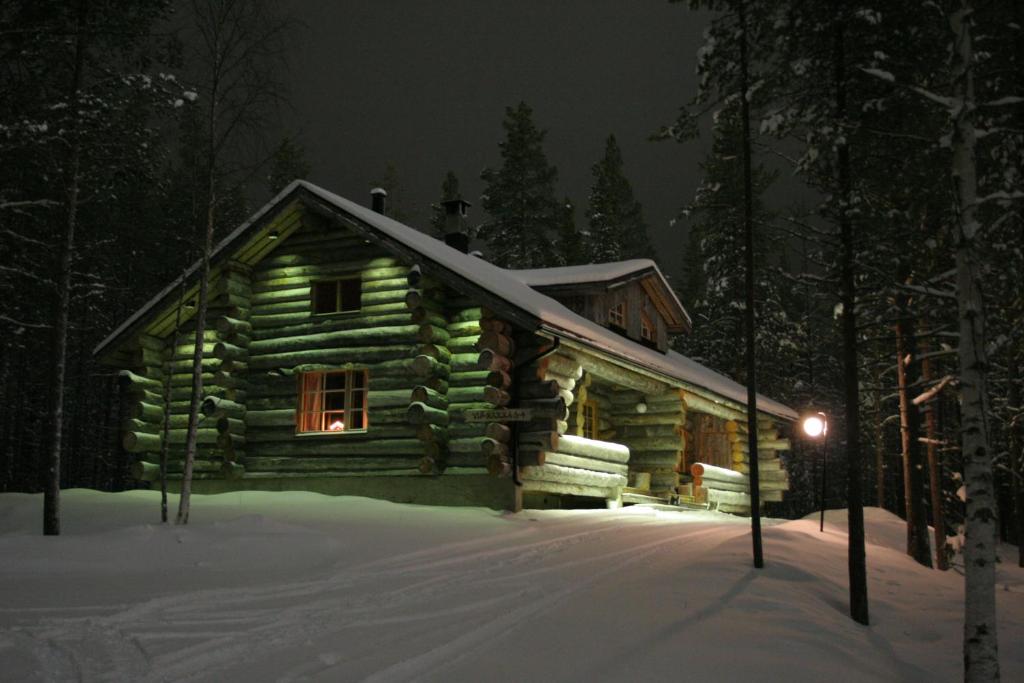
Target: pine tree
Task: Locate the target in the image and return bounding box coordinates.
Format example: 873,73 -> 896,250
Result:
479,102 -> 561,268
370,162 -> 411,223
585,135 -> 653,262
429,171 -> 461,237
268,135 -> 311,194
555,197 -> 584,266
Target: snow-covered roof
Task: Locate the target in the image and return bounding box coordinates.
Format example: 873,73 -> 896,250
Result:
510,260 -> 692,334
511,260 -> 659,287
96,180 -> 797,421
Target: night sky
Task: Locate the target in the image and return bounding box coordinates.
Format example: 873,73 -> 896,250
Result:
283,1 -> 708,278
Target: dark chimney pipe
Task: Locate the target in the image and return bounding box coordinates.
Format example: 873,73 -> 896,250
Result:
442,197 -> 471,253
370,187 -> 387,215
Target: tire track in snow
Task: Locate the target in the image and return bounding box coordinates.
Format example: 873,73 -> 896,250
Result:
5,516 -> 736,682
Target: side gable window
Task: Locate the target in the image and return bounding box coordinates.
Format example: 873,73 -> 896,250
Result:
608,302 -> 626,331
312,277 -> 361,315
582,401 -> 598,440
297,369 -> 368,433
640,313 -> 655,342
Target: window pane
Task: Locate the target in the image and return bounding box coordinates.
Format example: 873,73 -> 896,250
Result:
325,372 -> 346,391
339,278 -> 362,312
349,410 -> 364,429
324,392 -> 347,411
313,281 -> 338,314
353,370 -> 366,389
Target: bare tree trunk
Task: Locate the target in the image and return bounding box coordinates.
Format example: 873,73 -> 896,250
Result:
44,0 -> 88,536
922,339 -> 948,570
737,0 -> 763,570
1007,355 -> 1022,569
895,303 -> 932,568
950,5 -> 999,680
175,192 -> 215,525
833,8 -> 869,626
873,373 -> 886,509
159,273 -> 188,523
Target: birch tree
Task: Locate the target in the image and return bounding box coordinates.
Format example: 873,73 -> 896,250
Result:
176,0 -> 294,524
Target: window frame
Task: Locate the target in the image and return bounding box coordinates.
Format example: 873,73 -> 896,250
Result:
310,277 -> 362,316
607,302 -> 626,331
640,312 -> 655,342
582,400 -> 598,440
295,368 -> 369,435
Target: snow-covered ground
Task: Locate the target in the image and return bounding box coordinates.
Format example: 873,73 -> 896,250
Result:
0,490 -> 1021,682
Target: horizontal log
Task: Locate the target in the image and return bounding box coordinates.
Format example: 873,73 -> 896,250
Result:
127,401 -> 163,423
410,385 -> 448,410
215,417 -> 245,434
123,431 -> 161,453
243,455 -> 425,472
542,451 -> 629,476
202,396 -> 246,419
520,479 -> 619,500
483,386 -> 511,407
476,349 -> 512,373
249,325 -> 419,355
119,370 -> 162,390
574,353 -> 667,395
407,402 -> 449,426
411,354 -> 450,380
417,324 -> 449,344
446,370 -> 487,388
481,438 -> 508,459
519,463 -> 627,489
519,431 -> 558,451
213,342 -> 247,363
681,391 -> 746,422
253,438 -> 425,458
519,379 -> 560,399
418,343 -> 451,364
537,353 -> 583,380
476,331 -> 513,356
485,370 -> 512,390
557,434 -> 630,464
758,438 -> 792,451
217,432 -> 245,451
416,423 -> 448,443
247,408 -> 295,427
691,463 -> 747,483
216,316 -> 252,337
520,397 -> 569,421
248,344 -> 418,370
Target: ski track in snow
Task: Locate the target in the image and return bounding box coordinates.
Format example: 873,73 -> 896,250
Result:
4,516 -> 735,682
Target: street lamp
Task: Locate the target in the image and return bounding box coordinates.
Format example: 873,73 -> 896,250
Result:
802,411 -> 829,532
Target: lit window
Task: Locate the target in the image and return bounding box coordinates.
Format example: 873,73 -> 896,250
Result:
312,278 -> 361,314
641,314 -> 655,342
608,302 -> 626,330
297,369 -> 368,433
582,401 -> 598,440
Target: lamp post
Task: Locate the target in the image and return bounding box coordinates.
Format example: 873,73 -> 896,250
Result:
802,412 -> 829,532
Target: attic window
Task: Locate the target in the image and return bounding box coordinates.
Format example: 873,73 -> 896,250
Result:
641,314 -> 655,342
297,369 -> 368,433
608,302 -> 626,331
312,278 -> 361,314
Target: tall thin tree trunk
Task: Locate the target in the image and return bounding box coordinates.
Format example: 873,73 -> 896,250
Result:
950,5 -> 999,680
45,0 -> 88,536
832,8 -> 868,626
159,273 -> 188,523
874,370 -> 886,509
176,196 -> 215,525
737,0 -> 763,568
895,296 -> 932,568
922,338 -> 948,570
1011,355 -> 1024,569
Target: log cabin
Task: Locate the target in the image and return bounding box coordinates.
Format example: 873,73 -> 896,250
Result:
94,180 -> 798,513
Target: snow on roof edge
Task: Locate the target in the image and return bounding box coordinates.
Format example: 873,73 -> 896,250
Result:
95,180 -> 796,421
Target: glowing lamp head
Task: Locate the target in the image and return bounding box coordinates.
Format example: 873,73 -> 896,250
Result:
636,399 -> 648,414
328,420 -> 345,432
802,414 -> 826,438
